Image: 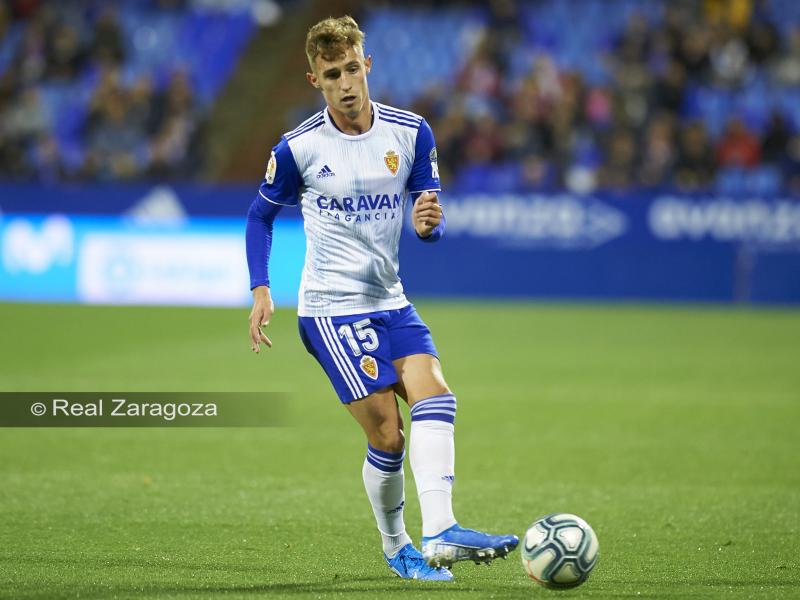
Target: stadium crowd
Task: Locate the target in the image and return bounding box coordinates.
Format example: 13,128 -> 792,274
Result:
406,0 -> 800,195
2,0 -> 800,195
0,0 -> 206,182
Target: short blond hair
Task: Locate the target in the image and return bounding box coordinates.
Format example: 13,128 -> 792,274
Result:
305,15 -> 365,70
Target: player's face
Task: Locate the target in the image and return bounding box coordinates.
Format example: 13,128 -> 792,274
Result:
307,46 -> 372,119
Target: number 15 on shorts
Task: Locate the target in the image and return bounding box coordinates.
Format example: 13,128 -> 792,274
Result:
338,319 -> 379,356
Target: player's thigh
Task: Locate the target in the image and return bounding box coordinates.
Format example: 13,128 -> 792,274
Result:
346,387 -> 404,452
386,304 -> 449,405
393,353 -> 450,406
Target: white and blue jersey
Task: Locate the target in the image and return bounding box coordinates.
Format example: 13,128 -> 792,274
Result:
259,102 -> 441,317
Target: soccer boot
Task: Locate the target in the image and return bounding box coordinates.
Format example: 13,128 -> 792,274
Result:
421,523 -> 519,568
385,543 -> 454,581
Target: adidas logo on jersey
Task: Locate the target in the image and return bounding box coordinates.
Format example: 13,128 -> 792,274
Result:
316,165 -> 335,179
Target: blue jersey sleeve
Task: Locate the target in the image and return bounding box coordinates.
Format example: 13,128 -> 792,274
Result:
245,195 -> 282,289
258,136 -> 303,207
407,119 -> 442,194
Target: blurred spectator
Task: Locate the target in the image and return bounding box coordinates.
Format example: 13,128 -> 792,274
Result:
761,110 -> 790,164
148,70 -> 204,178
745,19 -> 780,65
30,134 -> 68,183
675,122 -> 716,191
84,87 -> 146,180
128,75 -> 159,135
456,35 -> 503,117
0,3 -> 12,41
710,22 -> 752,87
639,114 -> 678,187
785,134 -> 800,194
771,26 -> 800,86
716,117 -> 761,168
462,115 -> 503,165
676,27 -> 712,80
652,60 -> 687,115
14,15 -> 48,86
704,0 -> 752,31
2,86 -> 49,142
90,9 -> 125,67
45,22 -> 85,81
598,128 -> 637,191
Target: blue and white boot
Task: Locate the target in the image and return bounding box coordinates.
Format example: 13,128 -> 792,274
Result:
385,543 -> 454,580
421,524 -> 519,568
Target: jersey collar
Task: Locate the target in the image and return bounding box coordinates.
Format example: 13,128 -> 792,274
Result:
324,102 -> 376,141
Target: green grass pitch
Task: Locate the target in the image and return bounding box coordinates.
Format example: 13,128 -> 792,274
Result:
0,301 -> 798,599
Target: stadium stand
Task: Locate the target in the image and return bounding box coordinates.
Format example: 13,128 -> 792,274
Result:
2,0 -> 800,196
0,0 -> 258,180
362,0 -> 800,196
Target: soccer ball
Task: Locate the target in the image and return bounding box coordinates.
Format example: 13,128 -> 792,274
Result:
521,513 -> 599,588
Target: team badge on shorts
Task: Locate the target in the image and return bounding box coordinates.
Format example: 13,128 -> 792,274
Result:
384,150 -> 399,176
360,355 -> 379,380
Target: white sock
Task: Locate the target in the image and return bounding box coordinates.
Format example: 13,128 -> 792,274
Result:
362,444 -> 412,558
409,394 -> 458,538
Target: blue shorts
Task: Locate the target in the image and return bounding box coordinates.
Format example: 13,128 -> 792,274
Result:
298,304 -> 438,403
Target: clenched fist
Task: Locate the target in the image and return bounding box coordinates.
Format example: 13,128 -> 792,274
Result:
412,191 -> 442,238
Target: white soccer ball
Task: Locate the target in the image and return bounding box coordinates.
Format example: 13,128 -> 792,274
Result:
521,513 -> 599,588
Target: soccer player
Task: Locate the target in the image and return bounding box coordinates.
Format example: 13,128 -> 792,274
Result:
245,15 -> 518,581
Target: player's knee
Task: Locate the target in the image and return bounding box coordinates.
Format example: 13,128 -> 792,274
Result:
370,424 -> 405,453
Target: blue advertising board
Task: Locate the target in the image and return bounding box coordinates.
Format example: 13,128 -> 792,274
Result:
1,183 -> 798,305
398,194 -> 800,304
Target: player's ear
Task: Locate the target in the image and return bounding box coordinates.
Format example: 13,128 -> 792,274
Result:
364,54 -> 372,74
306,71 -> 320,89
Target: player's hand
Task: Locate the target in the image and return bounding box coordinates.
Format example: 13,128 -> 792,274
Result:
249,286 -> 274,353
413,191 -> 442,238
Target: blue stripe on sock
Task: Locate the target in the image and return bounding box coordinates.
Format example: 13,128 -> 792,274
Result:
367,444 -> 405,461
367,452 -> 404,469
411,411 -> 456,420
411,404 -> 456,415
366,454 -> 403,472
410,394 -> 456,407
366,444 -> 404,472
410,394 -> 457,423
411,399 -> 455,413
411,413 -> 455,424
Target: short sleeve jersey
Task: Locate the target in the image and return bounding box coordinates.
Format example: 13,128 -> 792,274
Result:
258,102 -> 441,317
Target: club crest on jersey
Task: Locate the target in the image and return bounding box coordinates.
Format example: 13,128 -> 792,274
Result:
360,355 -> 378,380
384,150 -> 399,176
265,151 -> 277,184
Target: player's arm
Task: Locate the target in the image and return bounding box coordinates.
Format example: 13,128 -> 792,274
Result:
246,138 -> 303,353
246,196 -> 280,352
407,118 -> 444,242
